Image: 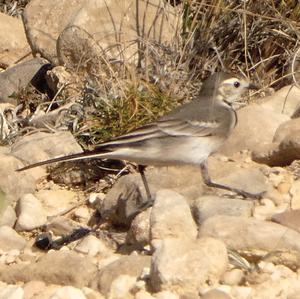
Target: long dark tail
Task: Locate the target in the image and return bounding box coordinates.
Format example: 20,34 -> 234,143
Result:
16,147 -> 112,172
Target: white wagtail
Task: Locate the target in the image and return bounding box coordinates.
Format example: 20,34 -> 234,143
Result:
17,72 -> 262,204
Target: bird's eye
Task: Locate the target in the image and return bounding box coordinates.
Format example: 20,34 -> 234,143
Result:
234,81 -> 240,88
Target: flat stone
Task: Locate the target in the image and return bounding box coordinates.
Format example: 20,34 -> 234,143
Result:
192,195 -> 253,225
34,189 -> 78,217
216,168 -> 268,197
11,131 -> 83,169
199,215 -> 300,253
150,237 -> 228,294
0,251 -> 97,288
272,209 -> 300,233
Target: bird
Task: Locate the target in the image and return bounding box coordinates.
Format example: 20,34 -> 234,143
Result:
17,71 -> 262,210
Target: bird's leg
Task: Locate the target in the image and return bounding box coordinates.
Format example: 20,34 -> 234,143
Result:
200,161 -> 264,199
137,165 -> 155,210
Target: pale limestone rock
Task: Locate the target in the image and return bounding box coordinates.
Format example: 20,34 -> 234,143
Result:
23,280 -> 46,299
220,102 -> 289,156
221,268 -> 244,286
0,154 -> 36,204
97,255 -> 151,296
0,205 -> 16,227
15,193 -> 47,231
34,189 -> 77,216
109,275 -> 136,299
49,286 -> 87,299
150,189 -> 197,241
0,226 -> 26,251
0,285 -> 24,299
150,237 -> 228,294
0,12 -> 31,68
75,234 -> 112,257
192,195 -> 253,225
199,215 -> 300,252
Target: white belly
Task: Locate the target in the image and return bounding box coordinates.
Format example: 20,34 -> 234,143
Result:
101,136 -> 223,166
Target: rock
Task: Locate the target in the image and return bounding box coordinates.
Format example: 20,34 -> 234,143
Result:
23,0 -> 85,64
0,226 -> 26,252
248,265 -> 300,299
0,12 -> 32,68
127,208 -> 151,248
5,249 -> 20,265
192,195 -> 253,224
57,25 -> 106,74
201,289 -> 231,299
100,166 -> 203,226
23,280 -> 46,299
11,131 -> 83,170
75,234 -> 112,257
15,194 -> 47,231
289,180 -> 300,209
97,254 -> 151,296
0,205 -> 16,228
0,285 -> 24,299
272,209 -> 300,233
150,189 -> 197,241
155,291 -> 179,299
260,85 -> 300,118
220,102 -> 289,155
0,153 -> 36,204
135,290 -> 155,299
34,189 -> 78,217
0,58 -> 50,104
0,251 -> 97,288
82,287 -> 105,299
221,268 -> 244,286
150,238 -> 228,294
23,0 -> 179,66
50,286 -> 87,299
215,168 -> 268,197
25,284 -> 60,299
252,198 -> 278,220
108,275 -> 136,299
230,286 -> 252,299
252,117 -> 300,166
199,215 -> 300,253
46,216 -> 78,236
74,206 -> 90,222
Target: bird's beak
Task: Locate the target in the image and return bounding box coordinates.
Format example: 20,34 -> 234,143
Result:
248,83 -> 260,90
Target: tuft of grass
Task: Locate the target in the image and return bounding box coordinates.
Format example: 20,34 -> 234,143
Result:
75,80 -> 180,146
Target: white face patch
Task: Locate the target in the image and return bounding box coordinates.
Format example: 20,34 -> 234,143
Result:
222,78 -> 240,85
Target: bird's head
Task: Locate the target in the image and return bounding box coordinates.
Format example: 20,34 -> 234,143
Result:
200,72 -> 259,105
